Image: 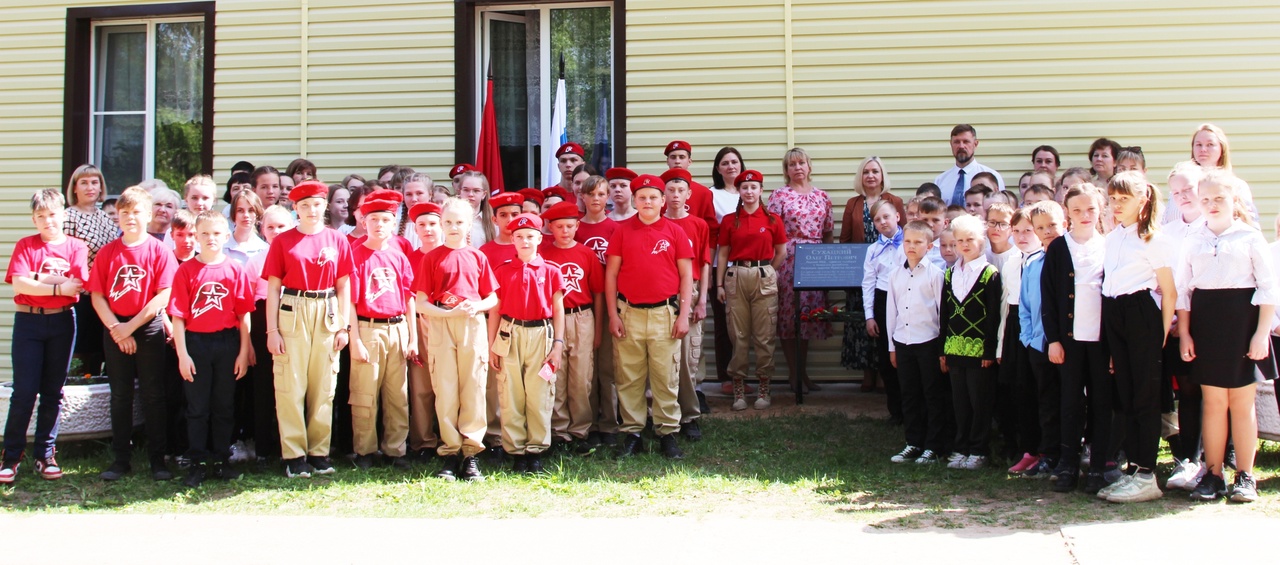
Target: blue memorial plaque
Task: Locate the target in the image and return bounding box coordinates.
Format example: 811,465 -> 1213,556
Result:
792,243 -> 869,290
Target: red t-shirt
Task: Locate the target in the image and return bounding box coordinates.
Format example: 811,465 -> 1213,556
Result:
261,228 -> 354,291
414,245 -> 498,303
606,216 -> 694,303
574,218 -> 618,266
667,215 -> 711,280
167,258 -> 256,333
538,241 -> 602,309
479,240 -> 519,270
350,243 -> 415,318
718,207 -> 788,262
6,235 -> 89,309
86,236 -> 179,317
494,256 -> 564,320
353,234 -> 414,258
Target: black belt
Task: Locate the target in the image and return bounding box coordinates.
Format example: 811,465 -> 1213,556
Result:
283,287 -> 334,298
732,260 -> 769,267
565,304 -> 591,315
621,295 -> 677,309
358,315 -> 405,324
15,304 -> 73,315
502,315 -> 550,327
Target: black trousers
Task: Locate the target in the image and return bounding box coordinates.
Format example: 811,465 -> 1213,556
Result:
710,264 -> 732,381
874,289 -> 902,419
249,300 -> 281,459
1027,346 -> 1062,460
1103,293 -> 1164,471
997,306 -> 1039,457
73,297 -> 104,374
1163,336 -> 1202,462
102,313 -> 169,462
1058,337 -> 1112,472
895,339 -> 952,453
162,342 -> 188,456
183,329 -> 240,463
949,361 -> 995,456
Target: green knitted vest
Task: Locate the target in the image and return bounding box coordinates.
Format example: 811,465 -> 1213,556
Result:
943,265 -> 998,358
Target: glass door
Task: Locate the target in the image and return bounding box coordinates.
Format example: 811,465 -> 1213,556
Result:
483,12 -> 533,189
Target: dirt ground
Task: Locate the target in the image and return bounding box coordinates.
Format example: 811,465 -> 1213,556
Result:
700,381 -> 889,420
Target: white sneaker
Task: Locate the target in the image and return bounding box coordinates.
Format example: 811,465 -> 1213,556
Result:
946,452 -> 967,469
731,398 -> 747,411
962,455 -> 986,470
1106,472 -> 1163,503
753,396 -> 771,410
1166,459 -> 1203,491
1097,473 -> 1132,500
229,441 -> 250,464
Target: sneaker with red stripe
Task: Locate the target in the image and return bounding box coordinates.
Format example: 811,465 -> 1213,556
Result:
35,456 -> 63,480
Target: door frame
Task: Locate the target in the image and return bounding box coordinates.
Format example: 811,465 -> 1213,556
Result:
455,0 -> 626,169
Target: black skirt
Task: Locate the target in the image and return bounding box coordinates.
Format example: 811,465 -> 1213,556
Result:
1189,288 -> 1278,389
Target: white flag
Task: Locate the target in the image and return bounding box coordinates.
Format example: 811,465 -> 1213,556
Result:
542,78 -> 568,189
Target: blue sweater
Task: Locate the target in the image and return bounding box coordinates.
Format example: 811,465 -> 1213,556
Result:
1018,249 -> 1047,353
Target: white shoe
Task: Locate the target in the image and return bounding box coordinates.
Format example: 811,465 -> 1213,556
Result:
228,441 -> 250,464
1097,473 -> 1132,500
1107,472 -> 1163,503
1166,459 -> 1203,491
946,452 -> 967,469
753,396 -> 771,410
731,398 -> 747,411
962,455 -> 986,470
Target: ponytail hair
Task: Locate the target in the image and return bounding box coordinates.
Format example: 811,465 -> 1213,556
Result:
1106,171 -> 1162,242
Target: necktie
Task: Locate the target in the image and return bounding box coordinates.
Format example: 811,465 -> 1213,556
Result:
950,168 -> 967,207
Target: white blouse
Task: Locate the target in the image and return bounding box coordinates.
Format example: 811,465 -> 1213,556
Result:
862,232 -> 904,314
1175,220 -> 1279,311
711,188 -> 740,223
1102,223 -> 1174,298
1065,232 -> 1105,342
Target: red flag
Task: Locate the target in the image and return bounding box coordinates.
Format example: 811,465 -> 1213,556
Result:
476,78 -> 505,195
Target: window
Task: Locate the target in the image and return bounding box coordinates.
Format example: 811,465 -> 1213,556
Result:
64,3 -> 214,193
456,1 -> 625,188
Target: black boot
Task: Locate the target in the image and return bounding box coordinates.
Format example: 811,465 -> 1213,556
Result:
659,434 -> 684,460
435,455 -> 460,481
183,462 -> 206,488
511,453 -> 529,474
616,433 -> 643,458
527,452 -> 545,474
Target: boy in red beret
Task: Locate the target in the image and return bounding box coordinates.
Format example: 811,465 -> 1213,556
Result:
664,141 -> 720,244
517,188 -> 544,215
606,174 -> 694,459
542,187 -> 570,214
539,202 -> 604,453
662,169 -> 711,441
407,202 -> 443,461
347,190 -> 417,470
605,168 -> 637,222
89,186 -> 179,481
577,173 -> 622,447
478,191 -> 524,456
554,143 -> 585,203
261,180 -> 355,478
489,213 -> 565,472
169,210 -> 256,487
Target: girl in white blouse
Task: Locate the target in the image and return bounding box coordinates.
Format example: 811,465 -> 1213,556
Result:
1096,172 -> 1177,504
862,200 -> 905,422
1176,171 -> 1277,503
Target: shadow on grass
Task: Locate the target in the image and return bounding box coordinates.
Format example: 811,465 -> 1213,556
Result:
2,413 -> 1278,529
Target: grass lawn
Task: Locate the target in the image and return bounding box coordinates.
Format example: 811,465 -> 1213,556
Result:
2,412 -> 1278,529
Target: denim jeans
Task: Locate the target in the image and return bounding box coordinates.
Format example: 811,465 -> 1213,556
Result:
3,310 -> 76,462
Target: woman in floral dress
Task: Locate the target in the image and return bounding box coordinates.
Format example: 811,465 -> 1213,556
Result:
767,148 -> 834,393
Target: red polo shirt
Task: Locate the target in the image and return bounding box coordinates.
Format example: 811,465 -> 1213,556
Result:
573,218 -> 618,266
606,216 -> 694,304
261,227 -> 354,291
167,258 -> 256,333
667,215 -> 711,280
413,245 -> 498,303
718,207 -> 788,262
6,235 -> 89,309
350,243 -> 415,318
538,241 -> 602,309
494,255 -> 563,321
87,236 -> 178,317
479,240 -> 519,271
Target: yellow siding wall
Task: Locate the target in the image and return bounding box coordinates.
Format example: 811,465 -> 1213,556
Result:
627,0 -> 1280,222
0,0 -> 456,378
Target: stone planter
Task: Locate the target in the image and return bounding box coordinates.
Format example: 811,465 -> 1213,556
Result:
0,381 -> 144,442
1259,380 -> 1280,442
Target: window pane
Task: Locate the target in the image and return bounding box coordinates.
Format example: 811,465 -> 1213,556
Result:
491,18 -> 529,189
551,7 -> 612,171
95,114 -> 144,193
95,25 -> 146,113
155,21 -> 205,190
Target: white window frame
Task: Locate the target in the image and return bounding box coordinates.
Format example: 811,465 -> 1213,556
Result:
88,16 -> 202,185
475,2 -> 615,182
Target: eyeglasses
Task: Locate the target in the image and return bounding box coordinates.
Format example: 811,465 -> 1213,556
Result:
986,221 -> 1011,230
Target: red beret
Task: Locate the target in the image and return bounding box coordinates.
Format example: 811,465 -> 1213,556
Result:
489,192 -> 524,211
555,143 -> 584,158
664,140 -> 692,156
409,202 -> 441,220
541,201 -> 580,223
542,186 -> 570,202
288,180 -> 328,202
449,163 -> 476,178
508,213 -> 543,233
630,174 -> 665,195
359,189 -> 403,215
517,188 -> 544,206
734,170 -> 765,187
605,167 -> 637,181
660,168 -> 692,184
